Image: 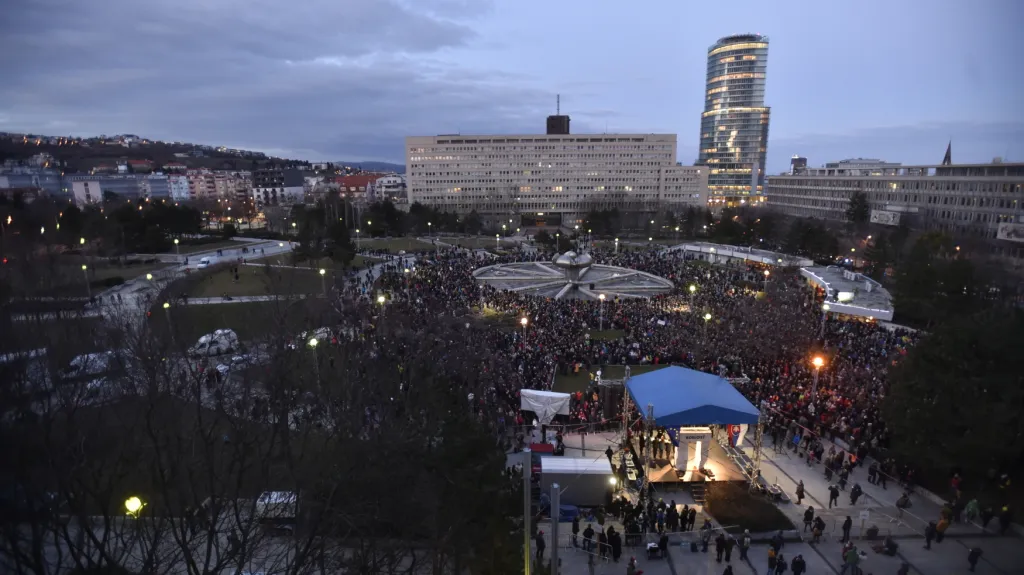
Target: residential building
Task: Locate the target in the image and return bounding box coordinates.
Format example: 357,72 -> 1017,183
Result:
187,170 -> 217,200
371,175 -> 407,201
406,124 -> 708,227
696,34 -> 771,207
766,159 -> 1024,266
168,174 -> 190,202
68,175 -> 142,204
137,174 -> 169,198
251,168 -> 305,206
336,174 -> 382,199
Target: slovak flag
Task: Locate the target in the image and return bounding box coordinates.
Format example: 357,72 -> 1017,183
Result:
728,425 -> 741,447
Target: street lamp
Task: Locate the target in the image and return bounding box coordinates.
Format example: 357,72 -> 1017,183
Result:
763,269 -> 770,291
124,496 -> 144,517
689,284 -> 696,310
173,238 -> 180,261
81,265 -> 91,298
355,228 -> 361,249
614,238 -> 619,254
520,316 -> 528,339
403,267 -> 410,295
495,233 -> 500,248
703,312 -> 712,338
598,293 -> 606,331
820,303 -> 830,339
145,273 -> 153,281
309,337 -> 320,381
79,237 -> 85,245
319,268 -> 326,294
162,301 -> 171,326
811,356 -> 825,397
674,226 -> 680,242
377,294 -> 386,305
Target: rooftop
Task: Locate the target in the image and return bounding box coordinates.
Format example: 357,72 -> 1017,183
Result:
800,266 -> 894,321
664,242 -> 813,267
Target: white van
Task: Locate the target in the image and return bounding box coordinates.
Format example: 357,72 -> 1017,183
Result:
188,329 -> 240,357
197,257 -> 214,269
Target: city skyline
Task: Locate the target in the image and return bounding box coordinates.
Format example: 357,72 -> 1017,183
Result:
1,0 -> 1020,171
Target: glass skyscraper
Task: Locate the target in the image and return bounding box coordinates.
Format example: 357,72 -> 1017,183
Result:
697,34 -> 770,206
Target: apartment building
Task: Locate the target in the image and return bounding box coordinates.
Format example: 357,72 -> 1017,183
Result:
67,174 -> 168,204
406,127 -> 707,227
251,168 -> 305,206
767,159 -> 1024,264
168,174 -> 190,202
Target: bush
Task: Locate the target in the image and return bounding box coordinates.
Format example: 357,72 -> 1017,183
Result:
705,482 -> 795,534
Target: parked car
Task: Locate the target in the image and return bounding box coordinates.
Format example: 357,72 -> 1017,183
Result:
189,329 -> 240,357
197,256 -> 215,269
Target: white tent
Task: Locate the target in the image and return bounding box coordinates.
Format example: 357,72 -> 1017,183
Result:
520,389 -> 571,424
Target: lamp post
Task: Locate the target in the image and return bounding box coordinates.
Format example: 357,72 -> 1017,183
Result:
495,234 -> 500,249
309,337 -> 320,384
689,284 -> 696,311
520,316 -> 528,340
598,293 -> 606,331
614,237 -> 619,254
124,496 -> 144,518
763,269 -> 770,292
319,268 -> 326,295
703,312 -> 712,338
174,238 -> 180,262
674,226 -> 680,243
403,267 -> 410,295
427,221 -> 432,237
820,303 -> 830,339
811,356 -> 824,398
377,294 -> 386,320
355,228 -> 361,250
81,265 -> 91,299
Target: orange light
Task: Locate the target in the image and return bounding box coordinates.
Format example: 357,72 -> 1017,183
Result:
812,356 -> 824,369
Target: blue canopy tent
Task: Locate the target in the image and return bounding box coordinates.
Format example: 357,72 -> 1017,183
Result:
625,366 -> 760,427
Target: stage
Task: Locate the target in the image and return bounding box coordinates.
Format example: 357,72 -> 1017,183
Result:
636,437 -> 747,484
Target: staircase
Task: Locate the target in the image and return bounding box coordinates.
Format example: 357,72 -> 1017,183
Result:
690,483 -> 706,507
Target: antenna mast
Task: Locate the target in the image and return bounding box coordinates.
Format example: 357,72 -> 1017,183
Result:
557,94 -> 560,115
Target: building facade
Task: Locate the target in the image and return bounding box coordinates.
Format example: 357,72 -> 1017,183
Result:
168,174 -> 190,202
251,168 -> 305,206
696,34 -> 771,207
766,160 -> 1024,265
406,131 -> 707,227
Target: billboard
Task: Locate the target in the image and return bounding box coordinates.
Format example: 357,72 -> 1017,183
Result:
997,222 -> 1024,243
870,210 -> 901,226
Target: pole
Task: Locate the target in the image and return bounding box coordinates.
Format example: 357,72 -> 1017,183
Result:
522,449 -> 532,575
82,267 -> 91,299
643,404 -> 654,504
812,368 -> 819,398
599,299 -> 604,332
820,309 -> 828,339
550,483 -> 560,575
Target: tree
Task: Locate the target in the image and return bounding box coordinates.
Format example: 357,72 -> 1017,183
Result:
846,191 -> 870,225
882,309 -> 1024,478
325,220 -> 354,266
221,223 -> 237,238
534,229 -> 553,247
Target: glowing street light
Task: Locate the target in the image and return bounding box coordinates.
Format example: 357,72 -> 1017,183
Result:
80,237 -> 85,245
688,284 -> 696,309
496,233 -> 501,248
308,337 -> 318,348
145,273 -> 153,281
763,269 -> 770,291
125,496 -> 144,517
319,268 -> 326,294
614,237 -> 619,254
598,293 -> 606,331
81,264 -> 91,298
520,316 -> 529,339
820,303 -> 830,339
173,237 -> 180,261
377,294 -> 386,305
811,356 -> 825,397
703,312 -> 712,337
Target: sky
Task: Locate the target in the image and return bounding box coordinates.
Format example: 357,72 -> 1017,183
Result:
1,0 -> 1021,173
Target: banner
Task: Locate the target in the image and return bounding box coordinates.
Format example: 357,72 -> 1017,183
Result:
997,222 -> 1024,243
870,210 -> 901,226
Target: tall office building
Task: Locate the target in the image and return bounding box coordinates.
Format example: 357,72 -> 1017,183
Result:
697,34 -> 771,207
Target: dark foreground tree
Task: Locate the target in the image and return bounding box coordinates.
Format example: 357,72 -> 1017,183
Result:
845,191 -> 870,225
882,308 -> 1024,478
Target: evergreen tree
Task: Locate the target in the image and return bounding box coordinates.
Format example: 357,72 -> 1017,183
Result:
846,191 -> 870,224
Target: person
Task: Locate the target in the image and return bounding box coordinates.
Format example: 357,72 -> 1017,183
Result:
849,483 -> 863,505
723,566 -> 734,575
724,535 -> 735,562
609,526 -> 623,562
583,523 -> 595,552
803,506 -> 814,532
766,547 -> 777,575
599,528 -> 609,559
774,553 -> 787,574
868,462 -> 878,484
715,532 -> 726,562
534,530 -> 546,561
935,516 -> 950,543
791,554 -> 806,575
829,485 -> 840,509
739,529 -> 751,561
968,546 -> 983,572
812,517 -> 825,543
841,516 -> 852,543
626,556 -> 638,575
924,520 -> 936,550
572,515 -> 580,548
606,445 -> 614,464
839,544 -> 859,574
795,480 -> 805,505
658,531 -> 668,559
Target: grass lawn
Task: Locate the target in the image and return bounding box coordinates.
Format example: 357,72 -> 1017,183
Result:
185,266 -> 331,298
439,236 -> 516,249
150,300 -> 338,344
590,329 -> 625,341
358,237 -> 434,253
552,364 -> 667,394
250,254 -> 379,270
704,482 -> 795,534
0,316 -> 107,354
478,306 -> 523,331
87,262 -> 172,282
174,239 -> 249,254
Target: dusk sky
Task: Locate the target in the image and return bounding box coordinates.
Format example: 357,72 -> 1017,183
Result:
1,0 -> 1021,172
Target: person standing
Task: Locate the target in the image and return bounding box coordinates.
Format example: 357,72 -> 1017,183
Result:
766,547 -> 777,575
828,485 -> 840,509
935,516 -> 950,543
739,529 -> 751,561
790,554 -> 806,575
715,532 -> 726,562
572,515 -> 580,548
795,481 -> 805,505
583,523 -> 595,552
803,507 -> 814,532
724,535 -> 735,562
534,530 -> 546,562
924,521 -> 936,550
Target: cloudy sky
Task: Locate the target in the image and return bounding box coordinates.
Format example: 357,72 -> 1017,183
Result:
1,0 -> 1021,172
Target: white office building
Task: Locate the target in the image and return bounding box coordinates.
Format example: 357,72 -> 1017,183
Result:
406,130 -> 707,228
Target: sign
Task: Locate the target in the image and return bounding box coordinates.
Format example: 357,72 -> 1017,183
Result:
997,222 -> 1024,243
859,510 -> 870,521
682,435 -> 708,442
870,210 -> 901,226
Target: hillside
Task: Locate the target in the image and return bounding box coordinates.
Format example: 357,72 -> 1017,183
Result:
342,160 -> 405,173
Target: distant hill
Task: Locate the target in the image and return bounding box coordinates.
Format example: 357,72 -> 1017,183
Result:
342,161 -> 405,173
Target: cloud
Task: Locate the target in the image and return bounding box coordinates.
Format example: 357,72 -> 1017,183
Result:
0,0 -> 554,162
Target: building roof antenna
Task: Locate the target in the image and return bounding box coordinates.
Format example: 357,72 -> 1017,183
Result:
557,94 -> 560,115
